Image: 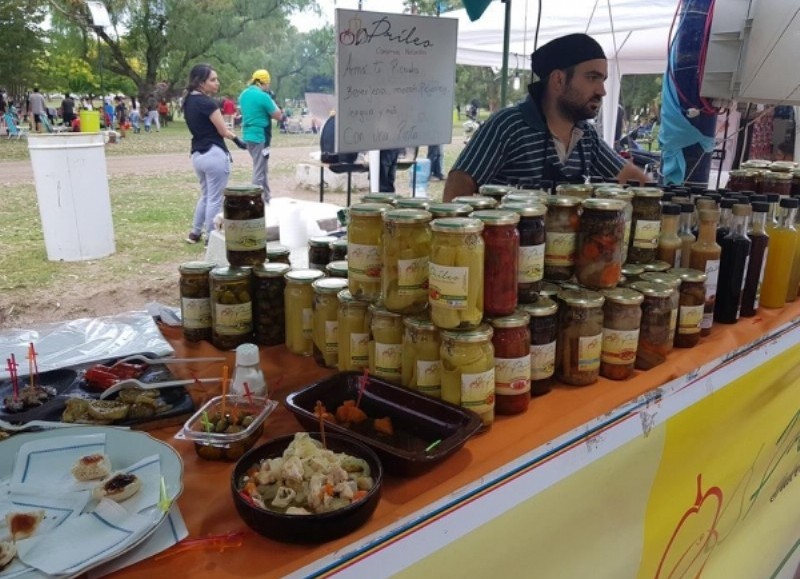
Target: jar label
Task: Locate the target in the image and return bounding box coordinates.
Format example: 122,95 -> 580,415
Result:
678,305 -> 703,334
182,297 -> 211,329
633,220 -> 661,249
397,257 -> 429,294
325,320 -> 338,352
302,308 -> 313,339
519,243 -> 545,283
601,328 -> 639,364
461,368 -> 495,415
530,341 -> 556,380
495,356 -> 531,395
578,333 -> 602,371
701,258 -> 720,330
545,232 -> 576,266
214,302 -> 252,335
224,217 -> 267,251
416,359 -> 441,389
350,333 -> 369,366
429,263 -> 469,309
375,342 -> 402,377
349,243 -> 382,281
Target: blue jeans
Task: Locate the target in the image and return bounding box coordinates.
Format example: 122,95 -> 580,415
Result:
191,146 -> 230,238
428,145 -> 444,178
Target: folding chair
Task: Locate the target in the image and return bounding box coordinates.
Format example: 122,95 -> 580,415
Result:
4,113 -> 28,140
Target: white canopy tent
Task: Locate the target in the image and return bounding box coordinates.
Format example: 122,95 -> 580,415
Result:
450,0 -> 679,145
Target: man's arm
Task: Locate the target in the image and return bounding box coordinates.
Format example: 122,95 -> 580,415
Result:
615,162 -> 649,186
443,170 -> 479,201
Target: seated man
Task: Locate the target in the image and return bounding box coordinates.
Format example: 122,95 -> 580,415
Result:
320,112 -> 358,164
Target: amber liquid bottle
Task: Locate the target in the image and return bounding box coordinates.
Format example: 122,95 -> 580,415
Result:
677,202 -> 696,268
689,209 -> 721,335
740,201 -> 769,317
657,203 -> 683,268
760,198 -> 799,309
714,204 -> 752,324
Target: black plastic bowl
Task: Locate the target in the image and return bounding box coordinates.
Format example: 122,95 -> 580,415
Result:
231,432 -> 383,543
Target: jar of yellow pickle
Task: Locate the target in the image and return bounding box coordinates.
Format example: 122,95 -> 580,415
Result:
451,195 -> 498,211
429,217 -> 485,330
396,198 -> 431,210
382,209 -> 432,314
428,203 -> 473,218
337,290 -> 371,372
325,260 -> 349,278
367,304 -> 404,383
284,269 -> 324,356
210,266 -> 253,351
311,277 -> 348,368
440,324 -> 495,430
401,315 -> 441,398
179,261 -> 214,343
348,203 -> 393,301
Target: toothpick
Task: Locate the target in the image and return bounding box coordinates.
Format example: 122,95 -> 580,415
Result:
8,355 -> 19,401
27,344 -> 36,389
242,381 -> 254,406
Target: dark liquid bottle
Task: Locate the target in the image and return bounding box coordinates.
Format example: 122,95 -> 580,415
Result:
714,204 -> 752,324
740,202 -> 769,317
715,198 -> 735,245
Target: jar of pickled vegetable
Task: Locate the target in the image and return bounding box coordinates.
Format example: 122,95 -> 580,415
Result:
440,324 -> 495,430
599,288 -> 643,380
629,281 -> 674,369
223,185 -> 266,267
669,268 -> 707,348
595,189 -> 633,263
640,272 -> 681,343
505,204 -> 546,303
210,266 -> 253,350
520,297 -> 558,395
368,304 -> 404,383
401,315 -> 442,397
489,312 -> 531,415
251,262 -> 290,346
451,195 -> 497,211
479,184 -> 514,204
308,235 -> 337,271
329,238 -> 348,261
544,195 -> 581,281
727,169 -> 759,192
429,218 -> 485,330
325,260 -> 348,279
575,199 -> 626,289
266,244 -> 291,265
348,203 -> 392,301
555,289 -> 605,386
556,183 -> 594,200
396,197 -> 431,210
311,277 -> 348,368
382,209 -> 432,314
472,210 -> 520,316
284,269 -> 324,356
337,290 -> 371,372
427,203 -> 473,218
179,261 -> 214,342
628,187 -> 664,264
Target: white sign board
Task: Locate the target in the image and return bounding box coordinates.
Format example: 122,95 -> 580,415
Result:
335,9 -> 458,154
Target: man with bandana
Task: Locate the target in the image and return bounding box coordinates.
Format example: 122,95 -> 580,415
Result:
444,33 -> 647,200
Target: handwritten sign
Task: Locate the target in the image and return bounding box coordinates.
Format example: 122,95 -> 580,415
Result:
335,9 -> 458,154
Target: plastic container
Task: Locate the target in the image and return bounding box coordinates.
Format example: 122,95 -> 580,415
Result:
409,158 -> 431,196
79,110 -> 100,133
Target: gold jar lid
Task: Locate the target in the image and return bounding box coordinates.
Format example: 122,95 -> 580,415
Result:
538,282 -> 561,298
544,195 -> 581,207
396,198 -> 431,210
330,237 -> 348,250
430,217 -> 484,234
669,268 -> 707,283
252,263 -> 291,278
741,159 -> 772,169
629,280 -> 673,298
325,260 -> 348,276
594,187 -> 632,200
520,296 -> 558,317
337,289 -> 370,305
504,191 -> 550,204
403,314 -> 438,332
769,161 -> 796,172
487,311 -> 531,328
309,235 -> 338,248
641,272 -> 681,289
440,323 -> 494,342
500,202 -> 547,217
642,260 -> 672,273
592,182 -> 627,191
312,277 -> 348,294
179,261 -> 215,274
764,170 -> 793,181
224,184 -> 263,196
210,266 -> 250,281
451,195 -> 498,210
621,264 -> 645,277
556,183 -> 593,195
630,187 -> 664,198
601,287 -> 644,305
383,208 -> 433,224
360,193 -> 399,205
581,198 -> 627,212
728,168 -> 759,178
471,209 -> 520,226
557,288 -> 605,307
427,202 -> 473,218
350,202 -> 394,217
285,269 -> 325,284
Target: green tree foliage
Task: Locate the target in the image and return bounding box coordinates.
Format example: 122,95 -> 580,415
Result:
0,1 -> 46,93
620,74 -> 662,123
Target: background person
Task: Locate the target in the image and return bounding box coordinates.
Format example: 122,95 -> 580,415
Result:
28,87 -> 46,132
60,93 -> 76,126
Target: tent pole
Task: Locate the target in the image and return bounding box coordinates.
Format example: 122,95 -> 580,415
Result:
500,0 -> 511,108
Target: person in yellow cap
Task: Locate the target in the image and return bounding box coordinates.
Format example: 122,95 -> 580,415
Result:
238,69 -> 283,204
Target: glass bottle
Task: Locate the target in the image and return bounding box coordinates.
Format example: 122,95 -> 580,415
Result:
677,202 -> 696,268
367,304 -> 404,383
381,209 -> 432,315
657,203 -> 683,268
401,315 -> 441,398
765,193 -> 780,233
284,269 -> 325,356
740,201 -> 769,318
311,277 -> 349,368
689,210 -> 721,336
595,188 -> 633,263
670,268 -> 707,348
520,297 -> 558,396
251,262 -> 290,347
472,210 -> 520,316
337,290 -> 371,371
555,289 -> 605,386
178,261 -> 214,343
600,288 -> 643,380
716,198 -> 735,245
347,203 -> 392,301
544,195 -> 581,281
223,185 -> 266,267
489,312 -> 531,415
210,266 -> 253,351
329,238 -> 348,262
628,187 -> 664,264
230,343 -> 266,397
575,199 -> 626,290
785,202 -> 800,303
325,260 -> 349,279
266,244 -> 291,265
760,198 -> 799,308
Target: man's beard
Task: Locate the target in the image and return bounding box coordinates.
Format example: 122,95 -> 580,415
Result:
557,89 -> 602,122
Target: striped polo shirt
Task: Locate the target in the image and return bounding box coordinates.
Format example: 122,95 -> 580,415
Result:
453,88 -> 626,188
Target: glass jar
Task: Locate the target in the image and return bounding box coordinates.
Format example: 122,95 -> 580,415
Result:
382,209 -> 432,314
642,260 -> 672,273
179,261 -> 214,342
669,268 -> 707,348
556,183 -> 594,200
538,282 -> 561,300
361,193 -> 399,205
504,190 -> 550,205
479,184 -> 514,204
595,189 -> 633,263
427,202 -> 473,218
325,260 -> 349,278
489,312 -> 531,415
762,171 -> 793,196
347,203 -> 392,301
367,304 -> 404,383
628,187 -> 664,263
429,218 -> 485,329
329,238 -> 348,261
544,195 -> 581,281
451,195 -> 498,211
520,297 -> 558,395
621,264 -> 645,285
266,244 -> 291,265
555,289 -> 605,386
337,290 -> 371,372
600,288 -> 643,380
727,169 -> 759,193
401,315 -> 442,398
308,235 -> 337,271
251,262 -> 290,346
210,266 -> 253,351
311,277 -> 348,368
575,199 -> 626,289
440,324 -> 495,430
223,185 -> 266,267
640,272 -> 681,344
396,197 -> 431,210
505,204 -> 546,303
284,269 -> 325,356
472,210 -> 520,316
629,281 -> 674,369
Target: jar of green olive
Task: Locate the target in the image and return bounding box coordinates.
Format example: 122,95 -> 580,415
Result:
325,260 -> 349,278
308,235 -> 337,271
210,266 -> 253,350
223,185 -> 266,267
312,277 -> 349,368
266,244 -> 291,265
556,289 -> 605,386
251,263 -> 290,347
284,269 -> 325,356
441,324 -> 495,430
179,261 -> 214,342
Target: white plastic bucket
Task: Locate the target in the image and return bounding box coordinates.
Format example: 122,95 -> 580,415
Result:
409,158 -> 431,197
27,133 -> 115,261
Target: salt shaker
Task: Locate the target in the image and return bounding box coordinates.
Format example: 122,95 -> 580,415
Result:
230,343 -> 267,397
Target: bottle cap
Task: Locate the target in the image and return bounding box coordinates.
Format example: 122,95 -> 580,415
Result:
235,343 -> 260,366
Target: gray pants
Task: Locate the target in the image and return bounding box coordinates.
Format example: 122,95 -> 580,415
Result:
246,141 -> 270,203
191,146 -> 230,237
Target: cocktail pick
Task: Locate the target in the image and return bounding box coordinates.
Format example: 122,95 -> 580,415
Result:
221,364 -> 229,417
7,355 -> 19,401
201,411 -> 213,433
315,400 -> 327,449
356,368 -> 369,408
158,476 -> 171,513
27,343 -> 37,389
242,381 -> 254,406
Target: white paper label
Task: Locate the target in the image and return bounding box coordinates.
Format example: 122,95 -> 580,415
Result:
348,243 -> 382,281
224,217 -> 266,251
324,320 -> 338,352
429,263 -> 469,309
633,220 -> 661,248
214,302 -> 252,335
530,341 -> 556,380
601,328 -> 639,365
678,305 -> 703,334
397,257 -> 429,294
495,356 -> 531,395
578,333 -> 602,371
350,333 -> 369,366
302,308 -> 313,339
519,243 -> 545,283
374,342 -> 402,377
181,297 -> 211,329
416,360 -> 441,394
461,368 -> 495,416
545,232 -> 576,266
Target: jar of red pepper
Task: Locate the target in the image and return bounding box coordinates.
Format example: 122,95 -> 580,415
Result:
575,198 -> 626,289
520,297 -> 558,395
488,311 -> 531,414
472,210 -> 520,317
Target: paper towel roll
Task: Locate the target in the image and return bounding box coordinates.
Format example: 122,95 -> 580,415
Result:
279,202 -> 309,249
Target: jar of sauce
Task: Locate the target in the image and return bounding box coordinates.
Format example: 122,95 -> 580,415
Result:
669,268 -> 706,348
179,261 -> 214,343
629,281 -> 674,369
308,235 -> 337,271
251,262 -> 290,346
727,169 -> 759,192
544,195 -> 581,281
451,195 -> 498,211
555,289 -> 605,386
472,210 -> 520,316
325,260 -> 348,278
505,203 -> 546,303
575,198 -> 626,289
210,266 -> 253,350
348,203 -> 392,301
368,304 -> 404,384
382,209 -> 432,314
489,312 -> 531,414
762,171 -> 793,196
337,290 -> 371,371
427,203 -> 473,218
401,315 -> 442,398
223,185 -> 266,266
311,277 -> 348,368
441,324 -> 495,430
266,244 -> 291,265
284,269 -> 324,356
600,288 -> 643,380
628,187 -> 664,263
329,238 -> 348,261
520,297 -> 558,395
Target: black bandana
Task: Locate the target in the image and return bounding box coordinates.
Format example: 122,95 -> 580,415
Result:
531,33 -> 606,81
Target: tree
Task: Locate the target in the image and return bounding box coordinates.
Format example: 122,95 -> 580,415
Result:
0,1 -> 46,95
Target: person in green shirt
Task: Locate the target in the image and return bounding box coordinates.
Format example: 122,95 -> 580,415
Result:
239,69 -> 283,203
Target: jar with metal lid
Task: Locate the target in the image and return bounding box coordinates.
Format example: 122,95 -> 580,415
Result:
284,269 -> 325,356
329,238 -> 348,261
223,185 -> 266,266
251,262 -> 290,346
325,260 -> 348,278
382,209 -> 432,314
489,312 -> 531,415
727,169 -> 759,192
179,261 -> 214,342
311,277 -> 348,368
741,159 -> 772,170
640,271 -> 681,343
472,210 -> 520,316
669,268 -> 707,348
210,266 -> 253,350
504,203 -> 546,303
556,183 -> 594,200
396,197 -> 430,210
504,190 -> 550,205
576,198 -> 626,289
642,260 -> 672,273
429,217 -> 485,329
762,171 -> 793,196
479,184 -> 514,204
628,187 -> 663,263
368,304 -> 404,383
595,189 -> 633,263
361,193 -> 399,205
600,288 -> 643,380
555,289 -> 604,386
427,202 -> 473,218
451,195 -> 498,211
769,161 -> 796,173
629,281 -> 674,369
266,244 -> 291,265
440,324 -> 495,430
308,235 -> 337,271
538,281 -> 561,300
621,263 -> 645,285
544,195 -> 581,281
348,203 -> 392,301
520,297 -> 558,395
401,315 -> 442,397
337,290 -> 371,371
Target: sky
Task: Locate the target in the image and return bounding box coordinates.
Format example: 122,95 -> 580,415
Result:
291,0 -> 409,33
